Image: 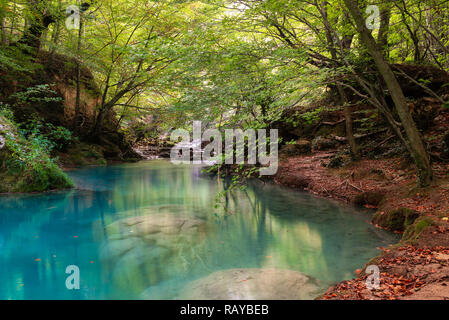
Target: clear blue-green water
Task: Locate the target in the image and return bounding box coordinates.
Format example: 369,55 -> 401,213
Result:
0,161 -> 398,300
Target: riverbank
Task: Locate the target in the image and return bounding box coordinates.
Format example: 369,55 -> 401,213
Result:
272,152 -> 449,300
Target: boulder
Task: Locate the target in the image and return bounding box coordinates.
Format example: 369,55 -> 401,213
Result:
177,268 -> 322,300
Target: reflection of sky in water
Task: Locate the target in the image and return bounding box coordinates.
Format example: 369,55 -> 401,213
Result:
0,161 -> 398,299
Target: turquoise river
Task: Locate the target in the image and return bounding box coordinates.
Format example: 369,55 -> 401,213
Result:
0,161 -> 398,299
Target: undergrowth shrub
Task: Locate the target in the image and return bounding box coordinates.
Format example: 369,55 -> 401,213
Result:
0,107 -> 74,193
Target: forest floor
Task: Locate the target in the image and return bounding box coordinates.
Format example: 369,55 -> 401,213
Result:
274,152 -> 449,300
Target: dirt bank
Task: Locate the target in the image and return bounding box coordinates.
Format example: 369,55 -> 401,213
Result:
273,152 -> 449,300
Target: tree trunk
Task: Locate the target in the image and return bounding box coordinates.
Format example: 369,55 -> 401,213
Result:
73,12 -> 84,133
377,3 -> 392,57
343,0 -> 433,187
319,0 -> 359,158
338,86 -> 359,159
93,108 -> 106,138
0,16 -> 7,45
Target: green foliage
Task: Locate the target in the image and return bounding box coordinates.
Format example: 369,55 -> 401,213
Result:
21,114 -> 72,152
2,0 -> 449,137
300,108 -> 325,125
1,0 -> 449,193
0,103 -> 14,121
63,142 -> 107,166
0,111 -> 73,193
0,45 -> 38,74
12,84 -> 62,105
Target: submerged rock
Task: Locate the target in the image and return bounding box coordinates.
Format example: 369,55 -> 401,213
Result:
99,237 -> 144,262
113,245 -> 172,273
177,268 -> 322,300
101,210 -> 209,293
140,281 -> 182,300
101,211 -> 208,261
102,210 -> 205,250
105,212 -> 207,241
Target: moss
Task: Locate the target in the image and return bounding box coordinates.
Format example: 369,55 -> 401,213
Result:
62,142 -> 107,167
0,151 -> 74,193
95,158 -> 108,166
402,217 -> 435,241
372,207 -> 420,231
12,162 -> 74,193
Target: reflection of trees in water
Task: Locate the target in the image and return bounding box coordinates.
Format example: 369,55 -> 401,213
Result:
246,181 -> 395,283
206,178 -> 274,270
211,180 -> 345,286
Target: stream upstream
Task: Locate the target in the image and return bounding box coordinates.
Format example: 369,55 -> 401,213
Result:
0,161 -> 398,299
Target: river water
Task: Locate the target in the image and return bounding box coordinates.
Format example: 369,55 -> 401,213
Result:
0,161 -> 398,299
